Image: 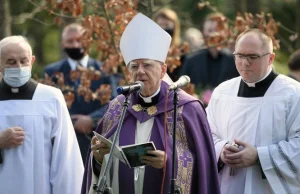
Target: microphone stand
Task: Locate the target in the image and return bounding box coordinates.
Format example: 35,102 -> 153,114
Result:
170,88 -> 182,194
93,95 -> 130,194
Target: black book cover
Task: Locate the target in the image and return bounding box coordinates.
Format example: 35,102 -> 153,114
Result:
122,142 -> 156,168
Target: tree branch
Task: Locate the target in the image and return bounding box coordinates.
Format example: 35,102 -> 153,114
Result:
277,33 -> 294,53
278,23 -> 297,34
27,0 -> 80,19
12,2 -> 44,24
100,0 -> 118,52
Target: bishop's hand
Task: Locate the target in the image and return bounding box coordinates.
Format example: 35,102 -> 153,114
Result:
0,127 -> 25,148
91,136 -> 110,163
142,150 -> 167,169
222,139 -> 258,169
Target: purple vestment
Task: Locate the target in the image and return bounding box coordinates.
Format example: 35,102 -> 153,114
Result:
81,81 -> 220,194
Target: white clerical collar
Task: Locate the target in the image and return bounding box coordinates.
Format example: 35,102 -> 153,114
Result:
67,55 -> 89,70
243,68 -> 272,87
11,88 -> 19,93
139,86 -> 161,103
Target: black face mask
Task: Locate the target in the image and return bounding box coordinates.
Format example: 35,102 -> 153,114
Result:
164,28 -> 174,37
64,48 -> 85,60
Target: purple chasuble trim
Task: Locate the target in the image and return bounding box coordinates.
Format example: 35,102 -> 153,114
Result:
81,81 -> 221,194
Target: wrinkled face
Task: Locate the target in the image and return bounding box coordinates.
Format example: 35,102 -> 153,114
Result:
234,33 -> 275,83
62,30 -> 83,48
0,42 -> 35,73
128,59 -> 167,97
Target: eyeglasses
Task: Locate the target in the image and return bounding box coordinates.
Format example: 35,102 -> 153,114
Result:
128,60 -> 158,71
233,53 -> 271,63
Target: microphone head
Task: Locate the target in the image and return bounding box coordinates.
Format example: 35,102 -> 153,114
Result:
135,81 -> 144,93
168,75 -> 191,90
181,75 -> 190,83
116,81 -> 145,95
116,86 -> 124,95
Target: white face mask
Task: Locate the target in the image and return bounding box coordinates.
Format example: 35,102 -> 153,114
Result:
3,66 -> 32,87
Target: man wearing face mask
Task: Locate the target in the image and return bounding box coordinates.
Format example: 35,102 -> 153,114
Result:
44,23 -> 112,163
153,8 -> 186,82
0,36 -> 83,194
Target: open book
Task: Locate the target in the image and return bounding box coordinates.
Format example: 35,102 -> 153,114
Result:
93,131 -> 157,168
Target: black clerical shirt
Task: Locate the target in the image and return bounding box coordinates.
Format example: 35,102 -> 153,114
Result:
237,71 -> 278,98
0,78 -> 38,164
0,78 -> 38,101
137,91 -> 160,108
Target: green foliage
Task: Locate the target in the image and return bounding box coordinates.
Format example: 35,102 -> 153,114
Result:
43,29 -> 61,65
273,50 -> 289,75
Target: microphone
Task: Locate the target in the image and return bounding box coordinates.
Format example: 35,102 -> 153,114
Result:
117,81 -> 144,95
168,75 -> 190,90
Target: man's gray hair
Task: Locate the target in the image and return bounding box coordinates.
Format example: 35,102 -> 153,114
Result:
0,36 -> 32,65
62,23 -> 84,40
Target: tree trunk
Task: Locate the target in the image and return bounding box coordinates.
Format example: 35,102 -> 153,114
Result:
0,0 -> 12,39
297,0 -> 300,49
246,0 -> 260,14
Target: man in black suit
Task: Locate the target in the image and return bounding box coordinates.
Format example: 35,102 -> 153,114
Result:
288,49 -> 300,82
44,23 -> 110,162
181,13 -> 239,90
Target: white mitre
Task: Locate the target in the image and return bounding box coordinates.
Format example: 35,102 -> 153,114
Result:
120,13 -> 173,84
120,13 -> 172,66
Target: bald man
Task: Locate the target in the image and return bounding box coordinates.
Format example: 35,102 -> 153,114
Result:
0,36 -> 83,194
207,29 -> 300,194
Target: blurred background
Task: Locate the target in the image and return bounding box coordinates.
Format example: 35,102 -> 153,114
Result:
0,0 -> 298,77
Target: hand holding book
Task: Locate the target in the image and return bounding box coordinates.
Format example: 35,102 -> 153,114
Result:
93,131 -> 157,168
141,150 -> 167,169
91,136 -> 111,163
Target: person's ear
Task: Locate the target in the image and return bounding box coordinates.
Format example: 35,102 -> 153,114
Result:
161,63 -> 167,79
61,39 -> 66,48
269,53 -> 275,65
31,55 -> 36,68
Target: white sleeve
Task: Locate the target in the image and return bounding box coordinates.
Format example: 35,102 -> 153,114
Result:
206,94 -> 228,161
257,93 -> 300,194
88,153 -> 100,194
50,90 -> 84,194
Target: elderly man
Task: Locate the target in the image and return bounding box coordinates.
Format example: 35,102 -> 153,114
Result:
81,14 -> 220,194
0,36 -> 83,194
206,28 -> 300,194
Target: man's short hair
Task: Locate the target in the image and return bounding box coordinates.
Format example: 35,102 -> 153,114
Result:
61,23 -> 84,40
0,36 -> 32,65
236,28 -> 273,52
204,12 -> 228,30
288,49 -> 300,71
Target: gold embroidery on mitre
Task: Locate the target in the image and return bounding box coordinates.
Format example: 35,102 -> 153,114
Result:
132,104 -> 158,116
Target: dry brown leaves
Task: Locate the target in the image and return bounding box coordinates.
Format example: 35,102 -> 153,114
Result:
197,2 -> 280,50
231,12 -> 280,50
40,0 -> 140,107
166,42 -> 189,73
